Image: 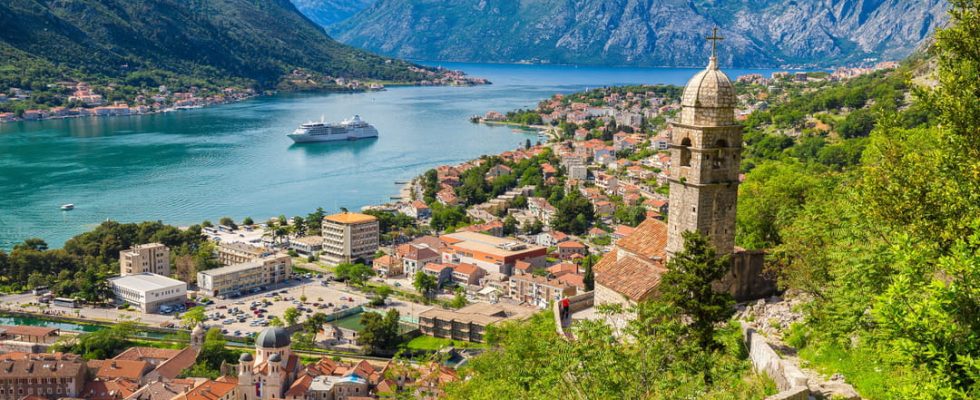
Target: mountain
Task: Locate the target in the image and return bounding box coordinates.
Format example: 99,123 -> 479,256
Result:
291,0 -> 376,27
327,0 -> 949,68
0,0 -> 442,89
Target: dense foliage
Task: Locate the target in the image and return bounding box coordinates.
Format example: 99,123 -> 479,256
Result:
734,2 -> 980,397
0,221 -> 207,300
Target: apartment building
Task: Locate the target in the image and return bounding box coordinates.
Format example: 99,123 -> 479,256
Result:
216,241 -> 269,265
509,273 -> 578,309
418,303 -> 532,343
321,213 -> 379,265
119,243 -> 170,276
0,353 -> 86,399
197,254 -> 291,297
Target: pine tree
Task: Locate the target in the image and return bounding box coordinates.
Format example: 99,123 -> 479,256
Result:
661,231 -> 734,351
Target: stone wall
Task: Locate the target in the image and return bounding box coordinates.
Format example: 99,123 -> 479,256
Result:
721,249 -> 778,302
743,327 -> 809,396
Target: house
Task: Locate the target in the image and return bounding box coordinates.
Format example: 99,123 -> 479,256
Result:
540,163 -> 557,179
509,274 -> 578,309
372,254 -> 404,277
536,231 -> 568,247
451,263 -> 486,286
594,172 -> 618,194
612,225 -> 636,239
458,220 -> 504,237
557,240 -> 587,259
398,244 -> 441,276
527,197 -> 557,222
422,263 -> 453,286
593,200 -> 615,215
485,164 -> 512,180
403,200 -> 431,219
436,189 -> 458,206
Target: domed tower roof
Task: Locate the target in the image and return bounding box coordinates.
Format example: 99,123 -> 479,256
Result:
680,58 -> 736,109
268,353 -> 282,362
256,327 -> 290,349
677,28 -> 737,127
239,352 -> 253,362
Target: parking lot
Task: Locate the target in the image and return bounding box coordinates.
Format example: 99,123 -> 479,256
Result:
198,274 -> 432,338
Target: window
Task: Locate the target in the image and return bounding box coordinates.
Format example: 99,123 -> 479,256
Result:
679,138 -> 692,167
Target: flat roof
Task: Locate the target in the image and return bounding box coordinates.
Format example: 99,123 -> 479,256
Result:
109,273 -> 185,291
442,231 -> 545,257
197,259 -> 267,276
323,212 -> 377,225
419,302 -> 533,325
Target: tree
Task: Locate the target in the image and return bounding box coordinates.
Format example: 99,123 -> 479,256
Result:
661,231 -> 734,352
357,309 -> 401,355
193,327 -> 238,377
369,285 -> 393,307
218,217 -> 237,229
334,263 -> 375,286
268,316 -> 284,327
52,322 -> 136,360
449,286 -> 468,309
182,306 -> 206,328
283,307 -> 300,326
502,215 -> 518,236
551,190 -> 594,234
582,254 -> 596,291
413,271 -> 438,298
242,216 -> 254,226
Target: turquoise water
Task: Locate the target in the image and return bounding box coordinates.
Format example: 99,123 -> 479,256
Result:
0,62 -> 783,249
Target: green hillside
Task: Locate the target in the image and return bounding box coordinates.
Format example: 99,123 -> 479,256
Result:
0,0 -> 441,94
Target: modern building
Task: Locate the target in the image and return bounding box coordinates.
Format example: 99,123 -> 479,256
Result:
0,353 -> 86,399
418,302 -> 533,343
108,273 -> 187,313
321,212 -> 380,265
119,243 -> 170,276
197,254 -> 291,297
289,236 -> 323,255
217,241 -> 269,265
440,231 -> 547,276
450,263 -> 485,286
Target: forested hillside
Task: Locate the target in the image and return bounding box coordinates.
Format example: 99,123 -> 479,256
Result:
0,0 -> 440,92
444,1 -> 980,398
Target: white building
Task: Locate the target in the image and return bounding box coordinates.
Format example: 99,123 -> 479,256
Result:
197,255 -> 291,297
108,273 -> 187,313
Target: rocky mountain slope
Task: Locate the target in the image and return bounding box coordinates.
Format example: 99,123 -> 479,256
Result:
0,0 -> 436,88
326,0 -> 949,67
291,0 -> 375,27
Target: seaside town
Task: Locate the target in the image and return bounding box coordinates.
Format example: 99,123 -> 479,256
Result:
0,55 -> 905,400
0,67 -> 486,123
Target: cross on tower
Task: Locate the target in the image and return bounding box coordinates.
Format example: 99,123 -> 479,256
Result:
706,27 -> 724,58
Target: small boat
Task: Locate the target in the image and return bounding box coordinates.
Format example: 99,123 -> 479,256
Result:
60,204 -> 75,211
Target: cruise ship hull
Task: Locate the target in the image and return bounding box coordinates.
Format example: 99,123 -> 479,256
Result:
287,129 -> 378,143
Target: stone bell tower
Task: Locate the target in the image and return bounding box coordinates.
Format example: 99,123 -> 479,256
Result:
666,28 -> 742,259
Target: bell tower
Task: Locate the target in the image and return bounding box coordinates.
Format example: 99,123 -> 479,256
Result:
666,28 -> 742,259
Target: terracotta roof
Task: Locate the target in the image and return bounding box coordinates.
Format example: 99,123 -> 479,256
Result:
82,379 -> 139,400
594,250 -> 666,302
153,346 -> 198,379
452,263 -> 480,275
112,346 -> 181,362
558,273 -> 586,289
423,262 -> 451,273
557,240 -> 585,248
615,219 -> 668,260
95,359 -> 151,381
285,374 -> 314,397
613,225 -> 636,237
547,262 -> 579,276
323,212 -> 377,225
514,260 -> 533,273
176,379 -> 236,400
0,325 -> 58,338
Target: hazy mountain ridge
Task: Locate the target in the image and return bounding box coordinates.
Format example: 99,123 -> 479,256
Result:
324,0 -> 949,68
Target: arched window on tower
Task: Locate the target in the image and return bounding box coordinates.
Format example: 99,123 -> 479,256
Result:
713,139 -> 727,169
679,138 -> 692,167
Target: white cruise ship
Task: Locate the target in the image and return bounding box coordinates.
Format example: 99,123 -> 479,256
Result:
287,115 -> 379,143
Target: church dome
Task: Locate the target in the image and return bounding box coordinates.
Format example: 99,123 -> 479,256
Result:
239,352 -> 253,362
268,353 -> 282,362
256,327 -> 290,349
680,57 -> 736,109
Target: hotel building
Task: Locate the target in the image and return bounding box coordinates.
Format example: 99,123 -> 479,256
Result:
197,254 -> 291,297
119,243 -> 170,276
321,213 -> 379,265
